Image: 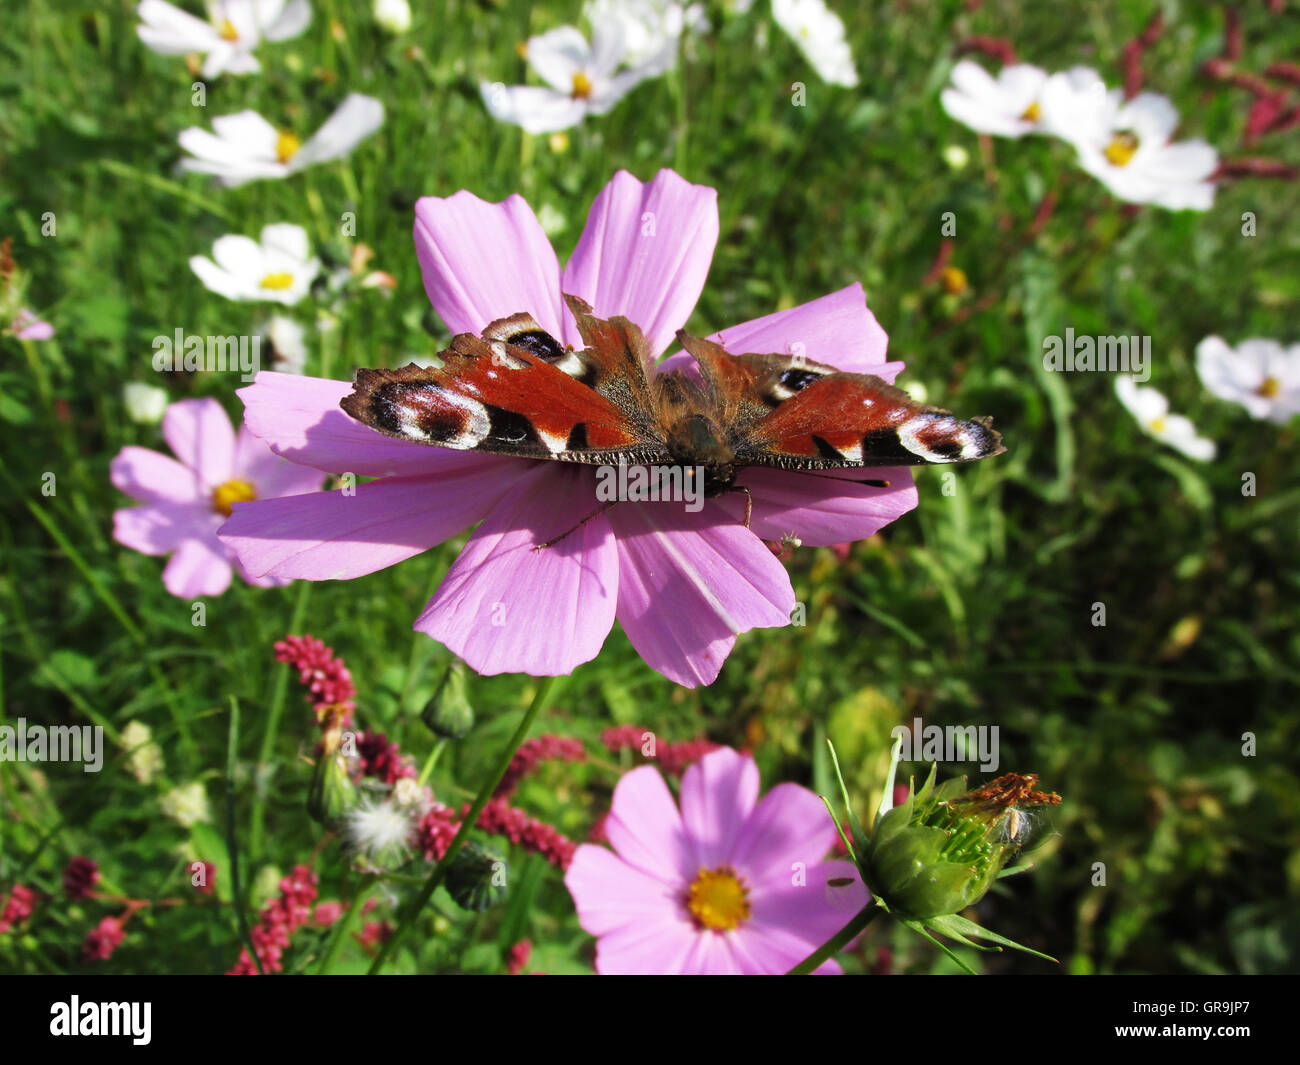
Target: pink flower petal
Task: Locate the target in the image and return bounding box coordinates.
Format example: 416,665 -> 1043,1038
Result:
747,859 -> 867,958
110,446 -> 202,504
730,782 -> 842,884
730,921 -> 845,975
162,398 -> 234,488
413,190 -> 564,338
678,748 -> 761,868
610,501 -> 794,688
564,845 -> 687,938
414,466 -> 618,677
113,503 -> 216,556
15,311 -> 55,341
721,466 -> 919,547
161,536 -> 233,598
709,283 -> 900,377
591,915 -> 699,975
219,465 -> 524,581
603,765 -> 695,885
237,372 -> 480,478
233,422 -> 326,499
562,169 -> 719,356
679,932 -> 748,974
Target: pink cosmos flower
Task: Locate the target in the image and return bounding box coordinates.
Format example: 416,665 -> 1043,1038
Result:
564,747 -> 866,974
12,309 -> 54,340
112,398 -> 322,597
219,168 -> 918,686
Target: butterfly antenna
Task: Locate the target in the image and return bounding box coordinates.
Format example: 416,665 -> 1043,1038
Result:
534,500 -> 621,550
800,473 -> 891,489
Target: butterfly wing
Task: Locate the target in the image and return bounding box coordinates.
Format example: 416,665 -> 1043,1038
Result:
341,309 -> 671,464
676,334 -> 1005,469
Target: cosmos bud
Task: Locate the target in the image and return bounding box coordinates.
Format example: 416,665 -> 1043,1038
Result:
807,737 -> 1062,972
421,663 -> 475,740
445,841 -> 507,912
309,726 -> 357,824
865,767 -> 1060,920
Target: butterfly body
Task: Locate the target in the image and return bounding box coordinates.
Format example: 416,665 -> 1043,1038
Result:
340,294 -> 1005,502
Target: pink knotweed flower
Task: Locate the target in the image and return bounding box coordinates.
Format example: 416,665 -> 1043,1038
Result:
494,734 -> 587,798
229,863 -> 318,974
63,857 -> 100,900
355,730 -> 417,786
471,797 -> 577,869
219,169 -> 917,687
82,916 -> 126,962
274,633 -> 357,724
506,939 -> 532,975
565,747 -> 867,974
0,883 -> 37,933
600,724 -> 721,775
112,397 -> 322,597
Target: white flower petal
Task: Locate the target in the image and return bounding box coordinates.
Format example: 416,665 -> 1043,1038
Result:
292,93 -> 385,168
526,25 -> 593,93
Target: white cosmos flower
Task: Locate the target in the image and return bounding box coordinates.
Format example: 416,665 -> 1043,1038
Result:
122,381 -> 170,424
771,0 -> 858,88
583,0 -> 707,66
1041,69 -> 1218,210
137,0 -> 311,79
941,61 -> 1052,138
372,0 -> 411,34
190,224 -> 320,305
1196,336 -> 1300,424
258,313 -> 308,372
177,93 -> 384,188
1115,376 -> 1216,461
482,21 -> 670,134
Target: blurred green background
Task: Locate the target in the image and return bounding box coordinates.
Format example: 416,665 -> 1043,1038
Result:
1,0 -> 1297,974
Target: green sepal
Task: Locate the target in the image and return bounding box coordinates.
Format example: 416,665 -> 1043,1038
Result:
927,912 -> 1058,963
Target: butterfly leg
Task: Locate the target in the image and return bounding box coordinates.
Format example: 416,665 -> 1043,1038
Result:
729,485 -> 753,529
533,499 -> 621,550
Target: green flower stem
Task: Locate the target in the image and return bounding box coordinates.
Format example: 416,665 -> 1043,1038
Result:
23,498 -> 195,767
366,676 -> 558,973
249,580 -> 313,859
418,739 -> 446,787
316,879 -> 373,975
787,901 -> 881,975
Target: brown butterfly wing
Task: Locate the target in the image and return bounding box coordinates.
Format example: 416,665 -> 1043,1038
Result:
675,333 -> 1003,469
340,313 -> 670,464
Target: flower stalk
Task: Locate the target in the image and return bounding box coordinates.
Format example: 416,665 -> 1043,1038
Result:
366,676 -> 558,972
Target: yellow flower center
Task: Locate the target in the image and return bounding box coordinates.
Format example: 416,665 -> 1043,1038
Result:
1020,101 -> 1042,122
1148,417 -> 1167,435
1104,131 -> 1140,168
211,479 -> 256,517
275,130 -> 301,164
940,266 -> 968,296
686,866 -> 750,932
571,71 -> 594,100
1257,376 -> 1281,398
260,272 -> 295,290
218,19 -> 239,42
